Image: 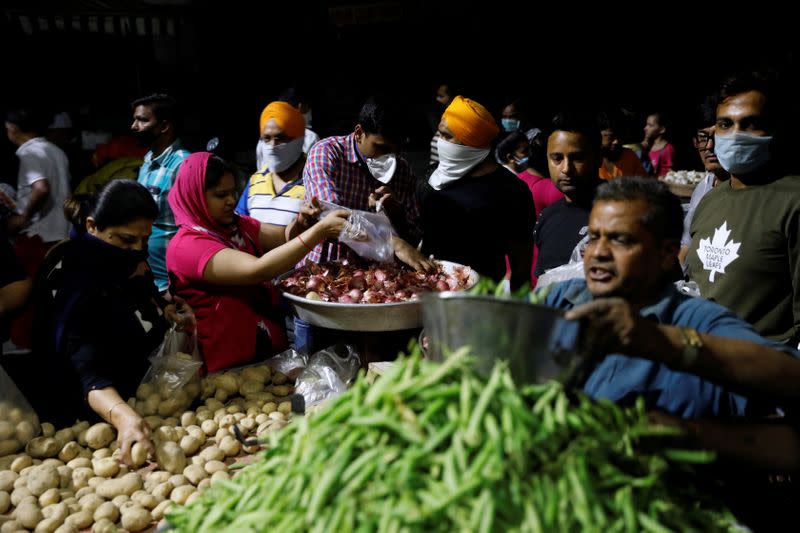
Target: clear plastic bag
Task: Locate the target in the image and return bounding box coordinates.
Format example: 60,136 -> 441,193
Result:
265,348 -> 309,380
319,200 -> 395,263
0,363 -> 41,457
134,325 -> 203,418
536,235 -> 588,289
294,344 -> 361,409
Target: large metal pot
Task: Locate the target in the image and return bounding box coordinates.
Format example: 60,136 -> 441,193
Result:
422,292 -> 585,384
276,261 -> 478,332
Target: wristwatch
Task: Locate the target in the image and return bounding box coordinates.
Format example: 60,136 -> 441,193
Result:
677,327 -> 703,368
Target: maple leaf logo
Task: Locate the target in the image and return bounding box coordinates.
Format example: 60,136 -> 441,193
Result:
696,221 -> 741,282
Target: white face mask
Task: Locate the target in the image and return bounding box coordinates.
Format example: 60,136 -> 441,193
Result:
260,137 -> 304,173
428,138 -> 490,190
714,131 -> 772,175
365,153 -> 397,184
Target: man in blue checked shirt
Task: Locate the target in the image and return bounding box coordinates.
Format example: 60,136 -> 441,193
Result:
131,94 -> 191,293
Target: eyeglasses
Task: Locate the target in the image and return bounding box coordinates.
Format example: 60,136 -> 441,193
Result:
694,132 -> 714,148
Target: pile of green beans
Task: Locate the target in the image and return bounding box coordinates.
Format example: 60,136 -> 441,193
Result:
167,347 -> 737,532
467,277 -> 551,304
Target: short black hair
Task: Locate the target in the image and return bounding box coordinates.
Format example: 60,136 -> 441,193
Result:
719,69 -> 784,130
357,95 -> 405,144
495,131 -> 529,164
204,155 -> 233,190
550,111 -> 602,153
278,85 -> 311,108
131,93 -> 181,129
595,177 -> 683,243
6,107 -> 48,135
65,180 -> 158,234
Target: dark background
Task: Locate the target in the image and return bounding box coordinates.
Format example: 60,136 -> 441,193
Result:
2,1 -> 798,181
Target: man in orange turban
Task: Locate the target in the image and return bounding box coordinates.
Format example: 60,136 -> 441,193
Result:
421,95 -> 534,289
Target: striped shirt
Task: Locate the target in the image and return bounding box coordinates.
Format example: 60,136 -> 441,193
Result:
235,168 -> 305,227
137,140 -> 191,292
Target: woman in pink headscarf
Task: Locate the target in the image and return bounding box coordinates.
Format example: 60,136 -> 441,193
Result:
166,152 -> 348,373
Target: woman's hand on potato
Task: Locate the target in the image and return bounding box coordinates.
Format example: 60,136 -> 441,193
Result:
114,410 -> 154,467
164,295 -> 196,332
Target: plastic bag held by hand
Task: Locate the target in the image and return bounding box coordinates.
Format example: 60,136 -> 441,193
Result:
0,363 -> 41,457
294,344 -> 361,409
135,324 -> 203,418
318,200 -> 395,263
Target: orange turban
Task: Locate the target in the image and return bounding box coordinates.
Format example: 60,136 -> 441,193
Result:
259,101 -> 305,138
441,96 -> 499,148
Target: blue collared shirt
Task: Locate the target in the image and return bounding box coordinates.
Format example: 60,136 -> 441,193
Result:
544,278 -> 799,418
137,140 -> 190,292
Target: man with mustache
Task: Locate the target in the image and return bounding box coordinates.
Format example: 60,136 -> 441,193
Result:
131,93 -> 190,294
533,112 -> 603,277
543,177 -> 798,418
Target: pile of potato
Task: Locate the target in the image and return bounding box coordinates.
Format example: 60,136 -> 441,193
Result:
131,352 -> 202,419
0,403 -> 41,459
0,363 -> 295,532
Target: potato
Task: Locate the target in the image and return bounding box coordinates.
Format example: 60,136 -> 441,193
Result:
0,421 -> 14,440
197,478 -> 211,491
66,457 -> 91,471
1,520 -> 24,533
0,470 -> 19,492
70,421 -> 89,437
92,457 -> 119,478
76,429 -> 89,448
157,398 -> 181,417
150,481 -> 173,501
39,487 -> 61,507
91,519 -> 116,533
205,398 -> 224,412
14,501 -> 44,529
15,420 -> 37,444
200,419 -> 218,436
28,464 -> 60,496
182,464 -> 206,486
131,490 -> 158,510
210,470 -> 229,484
185,490 -> 201,505
78,492 -> 105,513
53,523 -> 78,533
225,404 -> 242,415
168,474 -> 188,488
143,471 -> 170,491
169,484 -> 195,505
92,448 -> 111,460
85,424 -> 114,450
155,441 -> 186,474
153,426 -> 178,443
142,395 -> 160,416
278,401 -> 292,415
64,509 -> 93,529
130,442 -> 148,468
56,466 -> 72,489
0,438 -> 22,456
26,437 -> 60,459
0,490 -> 9,513
178,435 -> 201,457
219,437 -> 240,458
34,517 -> 62,533
190,455 -> 206,467
57,442 -> 80,463
143,416 -> 163,429
151,499 -> 172,521
52,429 -> 74,449
10,484 -> 32,504
42,501 -> 69,523
199,446 -> 224,462
111,494 -> 129,507
88,476 -> 105,489
185,426 -> 206,445
272,372 -> 288,386
261,402 -> 277,415
74,486 -> 94,500
121,506 -> 152,532
242,444 -> 260,455
95,473 -> 142,499
203,460 -> 226,475
136,383 -> 154,401
92,501 -> 119,523
216,374 -> 239,394
10,454 -> 32,473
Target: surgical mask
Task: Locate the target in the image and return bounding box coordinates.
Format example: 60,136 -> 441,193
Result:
365,153 -> 397,184
428,138 -> 490,190
714,131 -> 772,175
303,111 -> 312,128
501,118 -> 520,132
260,137 -> 304,173
513,155 -> 530,170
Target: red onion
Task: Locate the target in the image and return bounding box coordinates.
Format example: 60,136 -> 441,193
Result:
394,290 -> 410,300
305,276 -> 326,291
349,276 -> 367,290
338,295 -> 355,303
348,289 -> 364,302
374,269 -> 388,282
363,289 -> 382,303
435,280 -> 450,292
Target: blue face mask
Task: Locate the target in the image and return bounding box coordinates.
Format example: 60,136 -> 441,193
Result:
514,155 -> 530,170
501,118 -> 520,132
714,131 -> 772,175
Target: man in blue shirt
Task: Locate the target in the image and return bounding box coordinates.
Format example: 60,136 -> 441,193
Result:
131,94 -> 190,293
544,177 -> 798,418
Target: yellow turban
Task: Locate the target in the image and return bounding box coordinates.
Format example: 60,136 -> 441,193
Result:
259,101 -> 305,138
441,96 -> 499,148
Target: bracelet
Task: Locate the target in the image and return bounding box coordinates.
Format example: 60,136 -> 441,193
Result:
108,401 -> 126,420
297,234 -> 314,252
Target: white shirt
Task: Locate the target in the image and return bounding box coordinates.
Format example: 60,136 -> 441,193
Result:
16,137 -> 72,242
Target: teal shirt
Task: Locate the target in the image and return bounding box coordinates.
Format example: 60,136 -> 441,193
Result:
137,141 -> 191,292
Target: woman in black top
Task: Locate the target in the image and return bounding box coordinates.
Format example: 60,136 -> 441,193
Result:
24,180 -> 191,465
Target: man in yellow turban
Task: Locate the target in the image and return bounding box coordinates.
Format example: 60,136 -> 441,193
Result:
421,95 -> 534,288
237,101 -> 307,227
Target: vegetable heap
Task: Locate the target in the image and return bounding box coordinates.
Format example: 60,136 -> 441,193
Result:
167,347 -> 738,532
279,261 -> 473,303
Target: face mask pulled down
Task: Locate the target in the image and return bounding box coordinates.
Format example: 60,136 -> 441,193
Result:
260,137 -> 304,173
428,138 -> 490,190
714,131 -> 772,175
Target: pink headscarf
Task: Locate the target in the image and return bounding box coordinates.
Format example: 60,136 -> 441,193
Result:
169,152 -> 241,242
